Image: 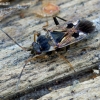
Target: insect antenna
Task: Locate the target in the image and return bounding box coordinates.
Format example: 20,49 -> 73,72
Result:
16,55 -> 39,90
16,63 -> 27,90
0,29 -> 26,51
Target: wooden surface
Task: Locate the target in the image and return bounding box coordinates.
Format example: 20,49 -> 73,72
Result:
0,0 -> 100,99
38,76 -> 100,100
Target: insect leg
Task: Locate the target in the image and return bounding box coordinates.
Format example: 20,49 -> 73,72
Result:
43,16 -> 49,28
66,45 -> 70,51
34,33 -> 36,42
16,55 -> 38,90
56,16 -> 67,22
43,21 -> 49,28
54,51 -> 76,72
16,54 -> 49,89
33,31 -> 40,42
53,16 -> 59,25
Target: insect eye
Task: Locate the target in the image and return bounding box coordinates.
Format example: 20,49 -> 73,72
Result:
32,42 -> 41,54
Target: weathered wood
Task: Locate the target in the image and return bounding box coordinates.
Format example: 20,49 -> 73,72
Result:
38,76 -> 100,100
0,0 -> 100,99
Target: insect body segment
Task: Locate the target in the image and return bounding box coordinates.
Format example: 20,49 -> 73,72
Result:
32,31 -> 51,55
51,16 -> 95,47
37,35 -> 50,51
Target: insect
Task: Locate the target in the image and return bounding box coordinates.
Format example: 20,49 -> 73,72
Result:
0,16 -> 95,88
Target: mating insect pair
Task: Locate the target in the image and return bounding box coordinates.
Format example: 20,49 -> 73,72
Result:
0,16 -> 95,88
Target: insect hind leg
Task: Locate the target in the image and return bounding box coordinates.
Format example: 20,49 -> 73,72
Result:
54,51 -> 76,72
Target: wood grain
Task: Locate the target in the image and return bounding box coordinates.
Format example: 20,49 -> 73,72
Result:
0,0 -> 100,99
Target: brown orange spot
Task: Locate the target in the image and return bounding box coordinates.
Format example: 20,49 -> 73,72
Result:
43,3 -> 60,15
